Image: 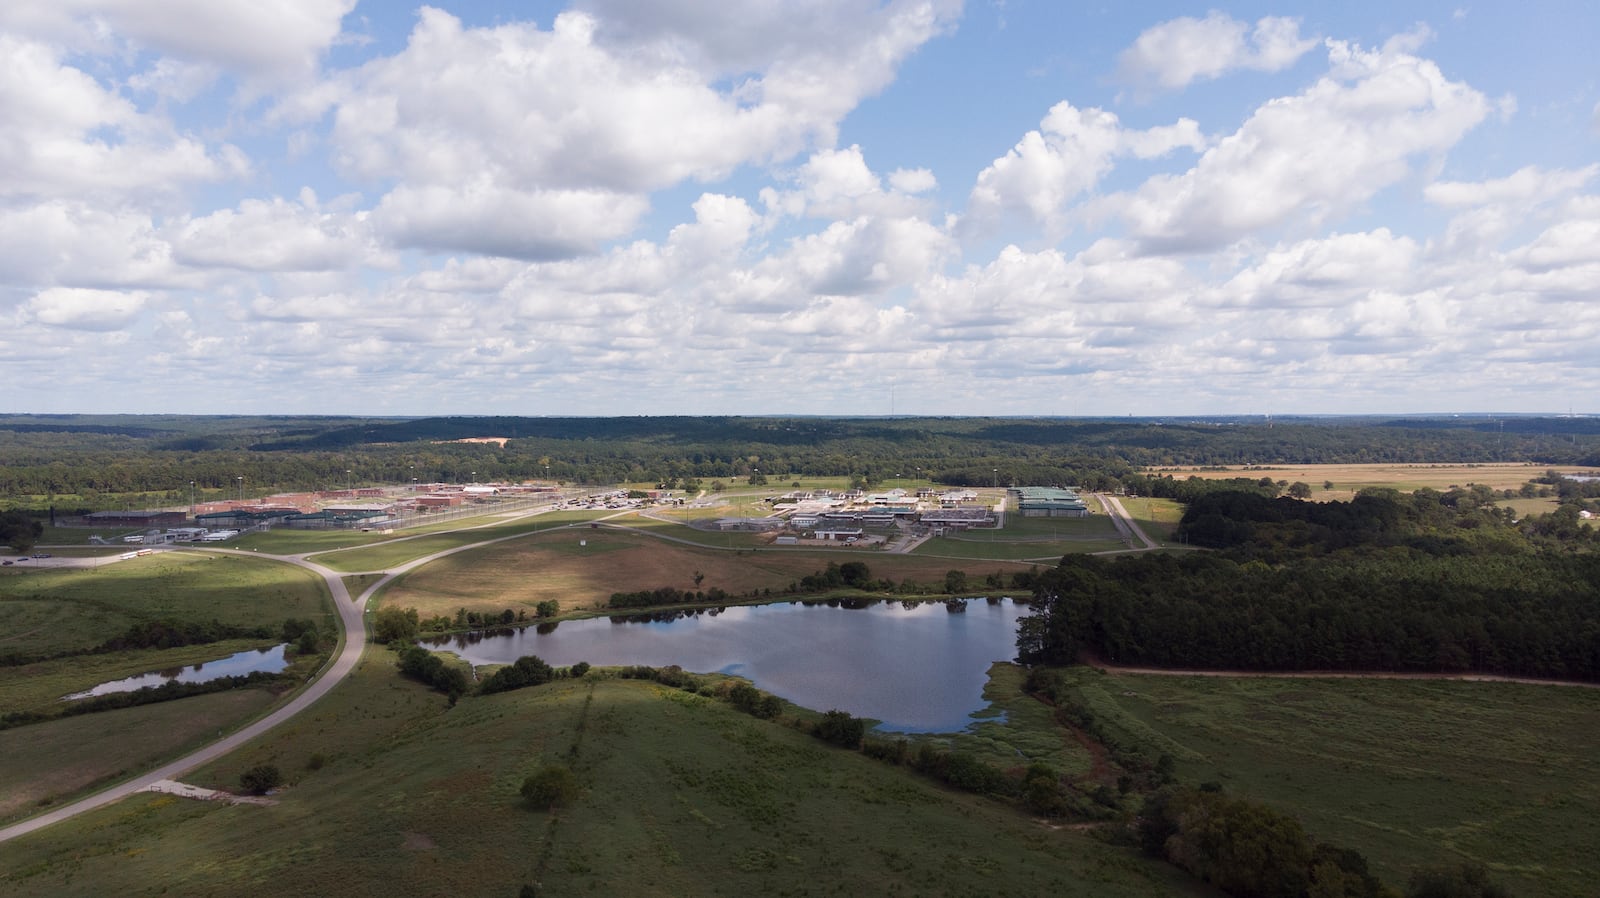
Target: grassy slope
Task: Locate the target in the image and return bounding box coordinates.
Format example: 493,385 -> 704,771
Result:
0,657 -> 1215,898
0,552 -> 331,658
1072,669 -> 1600,898
0,689 -> 279,822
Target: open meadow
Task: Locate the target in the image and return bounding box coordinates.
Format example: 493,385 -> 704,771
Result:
0,552 -> 331,659
0,654 -> 1214,898
1064,668 -> 1600,898
376,526 -> 1032,619
1150,462 -> 1596,501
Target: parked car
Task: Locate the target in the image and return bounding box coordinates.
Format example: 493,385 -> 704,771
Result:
31,553 -> 51,559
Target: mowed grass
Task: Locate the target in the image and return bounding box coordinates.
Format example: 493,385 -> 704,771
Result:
1150,462 -> 1591,501
1118,497 -> 1185,543
1072,669 -> 1600,898
0,688 -> 278,822
0,656 -> 1214,898
377,527 -> 1029,619
914,515 -> 1125,560
0,552 -> 331,658
305,509 -> 606,572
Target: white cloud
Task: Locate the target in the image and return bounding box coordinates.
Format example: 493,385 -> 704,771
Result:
0,201 -> 179,288
24,287 -> 147,330
373,180 -> 649,261
0,35 -> 245,202
1117,13 -> 1317,92
0,0 -> 356,84
171,194 -> 391,272
1426,165 -> 1598,207
310,4 -> 952,259
1115,38 -> 1489,253
889,168 -> 937,194
966,102 -> 1203,232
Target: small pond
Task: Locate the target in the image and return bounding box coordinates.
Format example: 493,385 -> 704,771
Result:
422,598 -> 1027,732
63,644 -> 291,700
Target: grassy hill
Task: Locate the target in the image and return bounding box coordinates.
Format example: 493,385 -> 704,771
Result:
0,652 -> 1213,898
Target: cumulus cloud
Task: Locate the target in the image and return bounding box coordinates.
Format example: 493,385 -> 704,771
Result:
24,287 -> 147,330
171,193 -> 391,272
966,102 -> 1203,232
762,146 -> 935,221
0,35 -> 245,202
373,180 -> 649,261
310,4 -> 952,259
1114,37 -> 1489,253
0,0 -> 356,84
1117,13 -> 1317,92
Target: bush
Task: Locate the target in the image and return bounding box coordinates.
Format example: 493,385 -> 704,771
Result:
814,709 -> 865,748
239,764 -> 282,795
521,764 -> 579,810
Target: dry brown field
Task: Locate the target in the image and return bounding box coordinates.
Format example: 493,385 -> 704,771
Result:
378,526 -> 1030,618
1147,462 -> 1597,502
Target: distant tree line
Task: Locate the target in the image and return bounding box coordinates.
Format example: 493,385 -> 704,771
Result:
1018,489 -> 1600,679
6,414 -> 1599,508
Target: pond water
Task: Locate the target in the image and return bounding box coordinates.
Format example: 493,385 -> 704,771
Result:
63,644 -> 291,700
422,598 -> 1027,732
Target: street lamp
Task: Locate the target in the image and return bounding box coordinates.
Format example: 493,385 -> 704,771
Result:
236,476 -> 243,503
189,480 -> 195,513
346,469 -> 352,492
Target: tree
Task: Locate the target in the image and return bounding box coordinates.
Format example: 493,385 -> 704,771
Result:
239,764 -> 283,795
944,569 -> 968,594
838,561 -> 870,588
521,764 -> 579,810
373,606 -> 420,643
815,709 -> 865,748
535,600 -> 559,618
0,511 -> 42,554
1288,482 -> 1313,500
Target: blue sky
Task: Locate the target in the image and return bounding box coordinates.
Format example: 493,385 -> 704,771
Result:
2,1 -> 1597,416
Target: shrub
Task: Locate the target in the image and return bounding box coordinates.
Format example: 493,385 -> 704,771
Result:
814,709 -> 865,749
521,764 -> 579,810
239,764 -> 282,795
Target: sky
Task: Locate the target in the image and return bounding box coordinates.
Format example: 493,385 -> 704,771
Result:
3,1 -> 1597,418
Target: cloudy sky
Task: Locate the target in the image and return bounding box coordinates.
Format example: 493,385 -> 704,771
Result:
3,1 -> 1597,417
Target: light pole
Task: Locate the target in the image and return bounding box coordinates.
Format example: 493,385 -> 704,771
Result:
346,469 -> 352,492
189,480 -> 195,514
236,476 -> 243,503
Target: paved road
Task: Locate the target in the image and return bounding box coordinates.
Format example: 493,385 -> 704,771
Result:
0,502 -> 572,845
1100,494 -> 1159,550
0,555 -> 366,844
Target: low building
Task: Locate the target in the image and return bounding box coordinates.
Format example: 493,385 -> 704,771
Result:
82,509 -> 188,527
1010,486 -> 1090,517
813,527 -> 864,542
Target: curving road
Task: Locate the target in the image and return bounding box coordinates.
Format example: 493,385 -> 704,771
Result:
0,555 -> 365,844
0,501 -> 574,844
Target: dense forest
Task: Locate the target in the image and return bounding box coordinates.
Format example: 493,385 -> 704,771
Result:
2,413 -> 1598,509
1018,486 -> 1600,680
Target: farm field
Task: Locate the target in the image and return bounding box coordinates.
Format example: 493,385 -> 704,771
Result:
0,657 -> 1214,898
377,526 -> 1030,619
1150,462 -> 1595,501
1069,668 -> 1600,898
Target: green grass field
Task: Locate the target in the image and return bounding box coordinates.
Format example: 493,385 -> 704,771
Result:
0,639 -> 291,715
0,689 -> 280,822
0,552 -> 332,659
0,655 -> 1214,898
376,526 -> 1029,619
1063,668 -> 1600,898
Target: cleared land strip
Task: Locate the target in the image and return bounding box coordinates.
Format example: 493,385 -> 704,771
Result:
1086,657 -> 1600,689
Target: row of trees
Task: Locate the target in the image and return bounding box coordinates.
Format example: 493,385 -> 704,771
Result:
7,414 -> 1598,508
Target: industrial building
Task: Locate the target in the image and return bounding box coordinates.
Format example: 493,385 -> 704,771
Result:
1009,486 -> 1090,517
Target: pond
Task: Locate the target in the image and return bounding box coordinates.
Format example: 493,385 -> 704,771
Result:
422,598 -> 1027,732
63,644 -> 291,700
